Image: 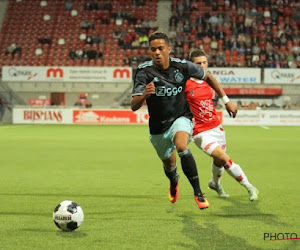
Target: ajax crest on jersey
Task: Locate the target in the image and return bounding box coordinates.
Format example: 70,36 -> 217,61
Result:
53,200 -> 84,231
174,70 -> 184,82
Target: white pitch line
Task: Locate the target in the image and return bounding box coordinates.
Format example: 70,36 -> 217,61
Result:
260,126 -> 270,130
0,125 -> 33,129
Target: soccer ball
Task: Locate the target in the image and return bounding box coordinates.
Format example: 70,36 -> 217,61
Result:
53,200 -> 84,231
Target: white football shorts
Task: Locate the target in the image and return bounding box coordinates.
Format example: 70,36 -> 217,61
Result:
192,125 -> 227,156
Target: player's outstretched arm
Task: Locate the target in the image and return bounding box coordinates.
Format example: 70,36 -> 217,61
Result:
131,82 -> 155,111
204,72 -> 226,98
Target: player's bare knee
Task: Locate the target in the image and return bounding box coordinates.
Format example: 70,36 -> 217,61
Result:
176,144 -> 188,153
212,147 -> 230,166
174,137 -> 189,152
174,131 -> 189,153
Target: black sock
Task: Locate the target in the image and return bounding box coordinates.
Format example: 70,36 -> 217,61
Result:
164,165 -> 178,188
179,149 -> 202,195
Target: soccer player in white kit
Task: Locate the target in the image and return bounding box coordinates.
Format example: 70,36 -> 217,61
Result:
185,50 -> 259,201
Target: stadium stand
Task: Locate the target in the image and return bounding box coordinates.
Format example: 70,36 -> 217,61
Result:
0,0 -> 158,74
1,0 -> 299,72
0,0 -> 300,115
169,0 -> 300,68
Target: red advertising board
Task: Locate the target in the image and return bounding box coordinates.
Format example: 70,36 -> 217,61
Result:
73,110 -> 149,124
73,110 -> 223,125
223,88 -> 282,96
13,108 -> 222,125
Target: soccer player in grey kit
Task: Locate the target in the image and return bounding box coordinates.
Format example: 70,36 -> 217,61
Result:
131,32 -> 237,209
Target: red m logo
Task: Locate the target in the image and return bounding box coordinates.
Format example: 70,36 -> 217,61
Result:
47,68 -> 64,78
113,68 -> 130,78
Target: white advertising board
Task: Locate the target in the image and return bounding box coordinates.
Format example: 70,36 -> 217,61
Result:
208,68 -> 261,84
13,108 -> 300,126
223,110 -> 300,126
264,68 -> 300,84
13,108 -> 73,124
2,66 -> 132,82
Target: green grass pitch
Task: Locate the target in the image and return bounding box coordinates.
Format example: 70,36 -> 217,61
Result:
0,124 -> 299,249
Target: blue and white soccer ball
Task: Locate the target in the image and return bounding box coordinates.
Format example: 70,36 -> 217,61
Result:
53,200 -> 84,231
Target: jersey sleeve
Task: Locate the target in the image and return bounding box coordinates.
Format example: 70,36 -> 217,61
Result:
187,60 -> 206,80
132,69 -> 147,96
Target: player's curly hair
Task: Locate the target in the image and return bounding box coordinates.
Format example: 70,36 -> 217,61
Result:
189,50 -> 207,61
149,32 -> 170,45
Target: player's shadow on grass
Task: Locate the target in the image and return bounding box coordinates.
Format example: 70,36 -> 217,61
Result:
20,228 -> 87,237
177,214 -> 263,250
55,231 -> 87,238
214,196 -> 287,227
0,211 -> 50,217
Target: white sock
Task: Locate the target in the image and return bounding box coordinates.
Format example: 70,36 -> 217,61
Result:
225,161 -> 253,189
211,163 -> 224,186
